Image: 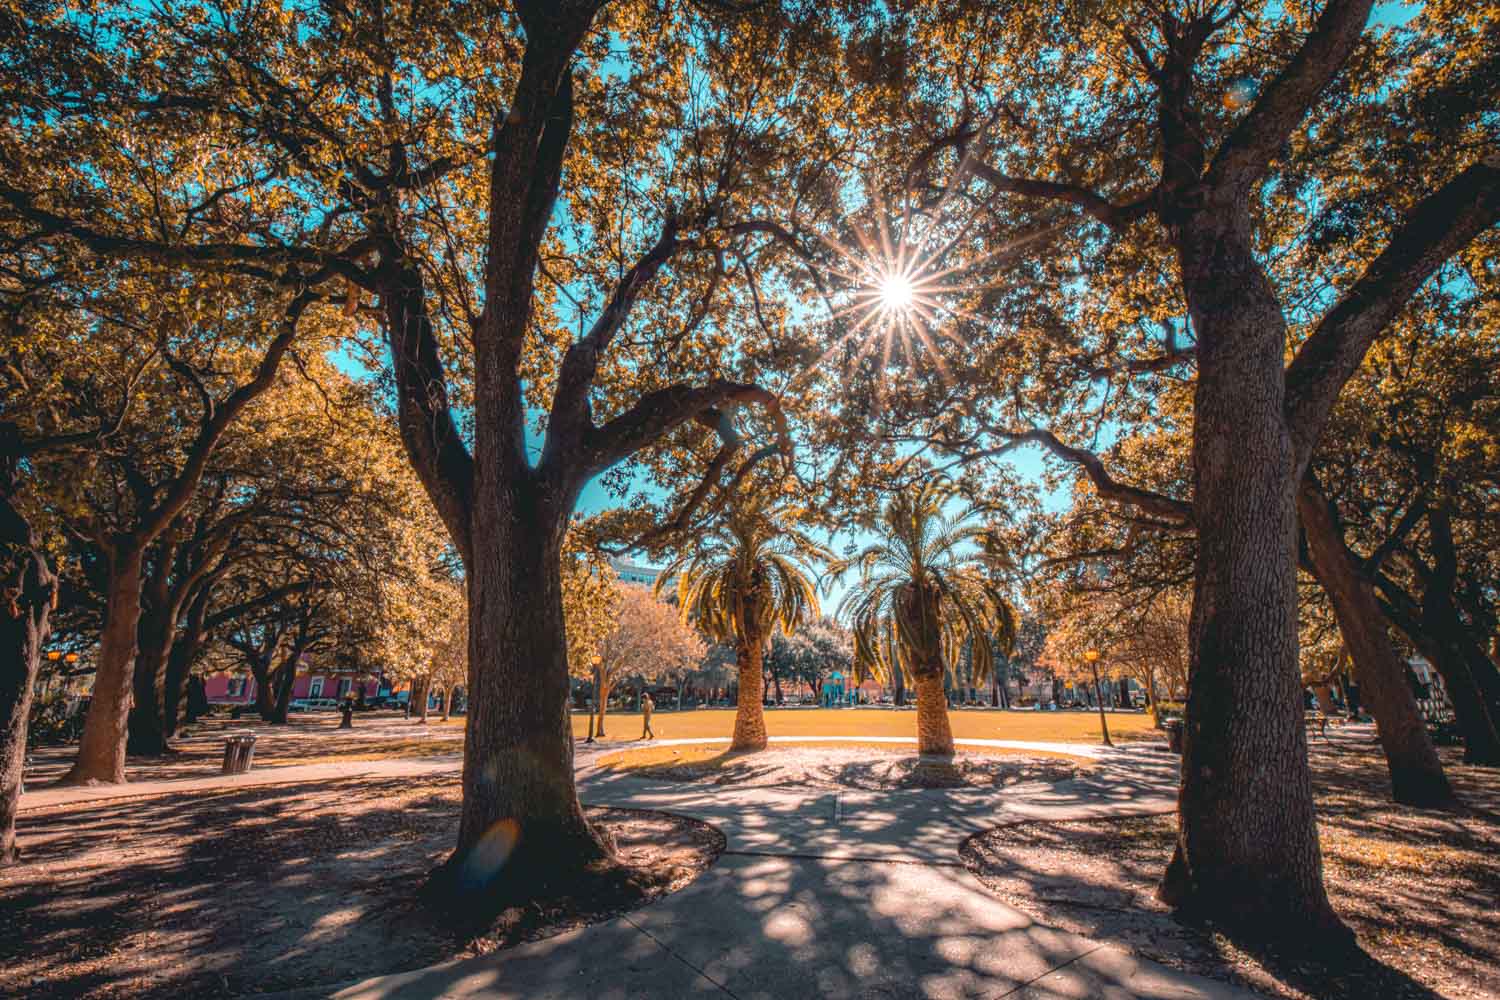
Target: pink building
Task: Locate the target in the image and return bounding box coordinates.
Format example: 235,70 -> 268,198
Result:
204,667 -> 385,705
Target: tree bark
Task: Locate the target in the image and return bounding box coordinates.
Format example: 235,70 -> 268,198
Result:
731,632 -> 768,751
126,594 -> 174,756
269,658 -> 298,724
914,673 -> 955,756
1,476 -> 56,864
59,543 -> 146,785
439,510 -> 609,904
251,656 -> 275,720
1298,481 -> 1453,805
163,589 -> 211,739
1159,208 -> 1345,941
1422,507 -> 1500,734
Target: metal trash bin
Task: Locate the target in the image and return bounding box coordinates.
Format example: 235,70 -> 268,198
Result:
1163,718 -> 1184,754
221,733 -> 258,774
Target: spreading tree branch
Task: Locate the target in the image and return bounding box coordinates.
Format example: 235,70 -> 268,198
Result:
1284,156 -> 1500,468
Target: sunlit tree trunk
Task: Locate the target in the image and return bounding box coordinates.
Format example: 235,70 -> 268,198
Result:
731,627 -> 768,752
59,544 -> 145,785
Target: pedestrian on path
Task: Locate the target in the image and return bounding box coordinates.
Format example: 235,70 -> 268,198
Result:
641,692 -> 655,740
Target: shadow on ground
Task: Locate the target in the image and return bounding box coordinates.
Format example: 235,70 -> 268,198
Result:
1,778 -> 717,999
960,729 -> 1500,1000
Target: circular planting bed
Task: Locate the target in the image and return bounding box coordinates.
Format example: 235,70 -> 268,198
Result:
599,742 -> 1091,790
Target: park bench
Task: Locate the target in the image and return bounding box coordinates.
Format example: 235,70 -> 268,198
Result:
221,732 -> 258,774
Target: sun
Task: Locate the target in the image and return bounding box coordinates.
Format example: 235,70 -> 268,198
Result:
878,271 -> 915,312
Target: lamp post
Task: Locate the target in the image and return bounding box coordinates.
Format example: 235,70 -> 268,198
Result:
1084,649 -> 1113,748
586,654 -> 602,743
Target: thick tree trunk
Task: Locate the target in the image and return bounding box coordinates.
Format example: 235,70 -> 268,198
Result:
1160,210 -> 1344,941
247,653 -> 275,720
60,544 -> 146,785
162,611 -> 207,739
1298,483 -> 1454,805
269,660 -> 297,724
731,635 -> 768,752
892,669 -> 906,707
1,484 -> 55,865
163,580 -> 211,739
126,609 -> 173,756
439,512 -> 608,905
914,673 -> 955,756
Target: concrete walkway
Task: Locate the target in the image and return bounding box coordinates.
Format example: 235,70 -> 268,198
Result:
18,754 -> 461,812
303,744 -> 1259,1000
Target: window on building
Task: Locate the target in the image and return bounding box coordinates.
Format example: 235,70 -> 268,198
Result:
337,678 -> 352,698
309,677 -> 324,698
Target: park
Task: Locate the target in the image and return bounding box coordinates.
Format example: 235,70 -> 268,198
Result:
2,0 -> 1498,998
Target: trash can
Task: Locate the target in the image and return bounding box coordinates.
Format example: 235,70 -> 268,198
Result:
221,733 -> 258,774
1163,718 -> 1184,754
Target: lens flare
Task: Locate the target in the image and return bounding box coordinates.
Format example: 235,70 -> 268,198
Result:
459,818 -> 521,891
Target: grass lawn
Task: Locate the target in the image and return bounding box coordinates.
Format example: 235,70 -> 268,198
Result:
598,742 -> 1093,774
563,706 -> 1158,745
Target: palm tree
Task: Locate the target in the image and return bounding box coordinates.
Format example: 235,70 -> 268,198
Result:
831,479 -> 1017,756
657,503 -> 830,752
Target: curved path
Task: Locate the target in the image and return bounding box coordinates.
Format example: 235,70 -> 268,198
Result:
287,742 -> 1262,1000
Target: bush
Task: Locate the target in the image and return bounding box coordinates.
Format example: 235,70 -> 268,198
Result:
27,694 -> 86,748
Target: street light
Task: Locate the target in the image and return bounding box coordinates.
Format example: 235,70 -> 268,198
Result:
586,654 -> 603,743
1084,649 -> 1113,748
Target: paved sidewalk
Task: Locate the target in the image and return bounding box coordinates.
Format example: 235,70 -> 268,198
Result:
17,755 -> 460,812
306,745 -> 1259,1000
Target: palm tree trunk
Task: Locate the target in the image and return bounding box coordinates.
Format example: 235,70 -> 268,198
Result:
914,673 -> 955,756
732,637 -> 768,752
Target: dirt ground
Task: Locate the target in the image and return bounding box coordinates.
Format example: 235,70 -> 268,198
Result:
961,734 -> 1500,1000
599,743 -> 1090,789
0,778 -> 722,999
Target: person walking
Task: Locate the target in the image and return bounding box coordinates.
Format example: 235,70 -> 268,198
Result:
641,692 -> 655,740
